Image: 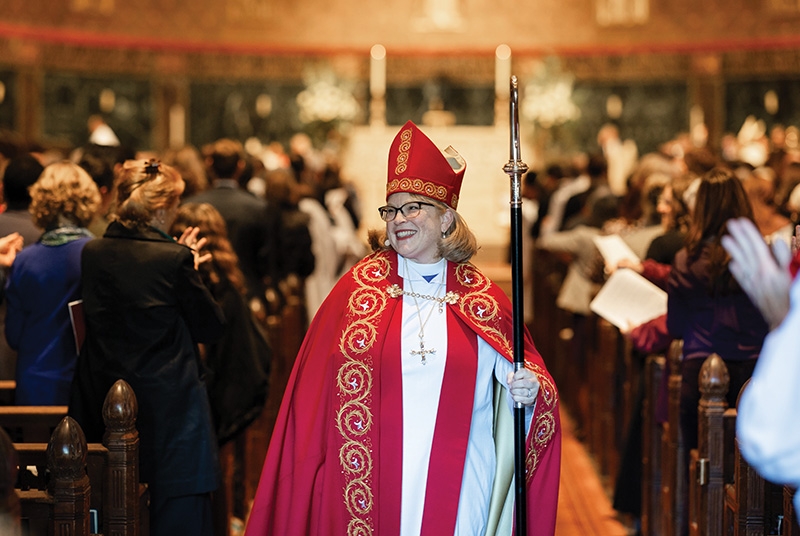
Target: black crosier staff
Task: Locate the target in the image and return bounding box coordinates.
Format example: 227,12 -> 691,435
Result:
502,75 -> 529,536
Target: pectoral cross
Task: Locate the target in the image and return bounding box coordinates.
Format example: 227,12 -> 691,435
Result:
411,340 -> 436,365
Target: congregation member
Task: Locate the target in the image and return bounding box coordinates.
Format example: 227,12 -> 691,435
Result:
741,166 -> 794,246
69,159 -> 225,536
537,160 -> 588,237
721,216 -> 800,523
536,193 -> 619,414
560,152 -> 612,232
171,201 -> 272,535
170,202 -> 271,446
77,143 -> 135,237
261,168 -> 315,295
245,121 -> 561,536
666,167 -> 770,534
263,168 -> 328,317
614,173 -> 693,353
608,172 -> 692,525
185,138 -> 283,309
163,144 -> 210,199
6,162 -> 100,405
0,153 -> 44,246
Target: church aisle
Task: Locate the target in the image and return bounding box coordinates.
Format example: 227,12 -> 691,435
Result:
555,407 -> 631,536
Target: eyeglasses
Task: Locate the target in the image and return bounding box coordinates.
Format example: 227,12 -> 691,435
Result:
377,201 -> 435,222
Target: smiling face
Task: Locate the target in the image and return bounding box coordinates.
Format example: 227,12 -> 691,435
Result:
385,192 -> 453,264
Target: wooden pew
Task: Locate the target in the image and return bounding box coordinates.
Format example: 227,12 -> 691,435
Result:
784,487 -> 800,536
688,353 -> 730,536
641,353 -> 665,536
722,378 -> 770,535
2,379 -> 145,536
0,379 -> 15,405
241,287 -> 308,522
721,381 -> 798,536
0,422 -> 21,536
16,415 -> 92,536
530,248 -> 571,415
660,339 -> 685,536
686,354 -> 791,536
0,404 -> 68,443
587,318 -> 621,479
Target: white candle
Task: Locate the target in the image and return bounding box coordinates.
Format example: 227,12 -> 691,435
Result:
370,44 -> 386,98
169,104 -> 185,149
495,44 -> 512,99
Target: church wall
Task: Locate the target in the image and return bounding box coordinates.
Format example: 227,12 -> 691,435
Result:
2,0 -> 800,256
2,0 -> 800,55
1,0 -> 800,163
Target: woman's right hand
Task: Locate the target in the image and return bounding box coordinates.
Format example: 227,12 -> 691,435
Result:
177,226 -> 212,270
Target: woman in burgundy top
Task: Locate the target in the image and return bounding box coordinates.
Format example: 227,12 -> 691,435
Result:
666,167 -> 769,534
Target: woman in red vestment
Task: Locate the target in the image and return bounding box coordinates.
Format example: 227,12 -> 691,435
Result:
245,121 -> 561,536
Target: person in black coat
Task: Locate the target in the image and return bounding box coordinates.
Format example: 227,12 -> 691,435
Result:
171,202 -> 271,445
69,159 -> 225,536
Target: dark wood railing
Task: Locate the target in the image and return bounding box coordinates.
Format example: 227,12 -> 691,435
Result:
0,379 -> 145,536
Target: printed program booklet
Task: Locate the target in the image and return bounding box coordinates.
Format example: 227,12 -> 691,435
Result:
589,268 -> 667,331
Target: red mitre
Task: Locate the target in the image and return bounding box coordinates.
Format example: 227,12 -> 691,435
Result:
386,120 -> 466,209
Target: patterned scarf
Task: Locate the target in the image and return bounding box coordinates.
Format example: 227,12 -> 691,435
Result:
39,226 -> 94,246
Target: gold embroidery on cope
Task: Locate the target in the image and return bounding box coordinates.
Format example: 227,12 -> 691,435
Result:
454,262 -> 559,485
526,361 -> 559,483
456,264 -> 511,356
337,255 -> 391,535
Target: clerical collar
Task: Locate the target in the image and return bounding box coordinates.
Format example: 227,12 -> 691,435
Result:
399,256 -> 446,284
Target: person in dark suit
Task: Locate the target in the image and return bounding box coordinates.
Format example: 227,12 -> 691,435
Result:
69,159 -> 225,536
185,139 -> 282,309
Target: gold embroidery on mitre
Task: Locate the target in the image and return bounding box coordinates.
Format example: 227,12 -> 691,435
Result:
386,177 -> 449,204
394,127 -> 413,175
336,254 -> 391,535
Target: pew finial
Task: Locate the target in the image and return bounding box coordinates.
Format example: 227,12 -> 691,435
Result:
668,339 -> 684,371
699,353 -> 730,400
46,416 -> 88,482
102,379 -> 138,432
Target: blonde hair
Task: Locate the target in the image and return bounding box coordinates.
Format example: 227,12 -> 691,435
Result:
29,161 -> 100,230
112,160 -> 185,229
369,194 -> 478,264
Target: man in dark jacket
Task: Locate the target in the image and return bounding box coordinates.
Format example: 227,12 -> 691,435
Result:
185,139 -> 283,306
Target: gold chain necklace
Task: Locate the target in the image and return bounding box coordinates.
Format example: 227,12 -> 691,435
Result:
387,285 -> 460,314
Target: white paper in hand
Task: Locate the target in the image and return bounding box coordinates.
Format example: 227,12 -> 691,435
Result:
590,268 -> 667,330
593,234 -> 640,268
